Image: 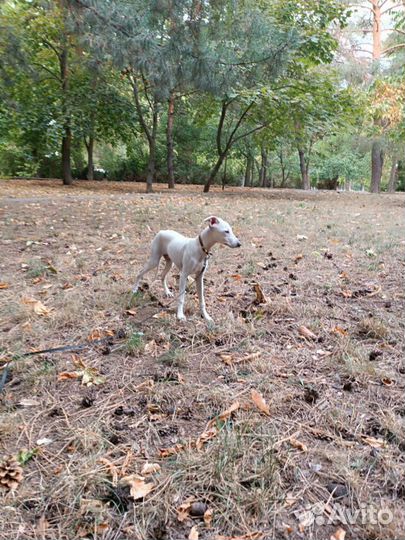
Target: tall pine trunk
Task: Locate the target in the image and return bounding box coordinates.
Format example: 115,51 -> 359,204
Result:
60,47 -> 72,185
387,157 -> 398,193
298,148 -> 310,190
371,141 -> 384,193
166,93 -> 175,189
260,147 -> 268,187
146,107 -> 158,193
204,152 -> 226,193
85,135 -> 95,180
244,154 -> 252,187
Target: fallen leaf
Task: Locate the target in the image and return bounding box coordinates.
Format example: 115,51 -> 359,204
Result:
340,289 -> 353,298
35,515 -> 49,537
0,282 -> 9,289
214,532 -> 264,540
331,326 -> 348,336
120,474 -> 154,500
87,328 -> 114,341
22,296 -> 51,316
81,367 -> 106,386
18,398 -> 40,407
298,325 -> 317,340
204,508 -> 213,528
144,339 -> 158,357
251,389 -> 270,416
296,234 -> 308,241
253,282 -> 269,304
98,457 -> 119,485
294,254 -> 303,263
189,525 -> 199,540
125,309 -> 137,316
361,436 -> 387,448
381,377 -> 395,386
230,274 -> 242,281
58,371 -> 81,381
176,499 -> 194,522
36,438 -> 53,446
289,437 -> 308,452
141,462 -> 161,475
331,527 -> 346,540
219,353 -> 234,365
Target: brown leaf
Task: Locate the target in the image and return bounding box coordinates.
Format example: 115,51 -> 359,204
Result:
120,474 -> 154,500
176,498 -> 194,522
251,389 -> 270,416
214,532 -> 264,540
0,282 -> 9,289
189,525 -> 199,540
330,527 -> 346,540
230,274 -> 242,281
204,508 -> 213,528
289,437 -> 308,452
22,296 -> 51,316
361,436 -> 387,448
144,339 -> 158,357
294,254 -> 303,263
331,326 -> 348,336
219,353 -> 234,365
35,514 -> 49,538
58,371 -> 80,381
141,462 -> 161,475
298,325 -> 317,340
253,282 -> 269,304
341,289 -> 353,298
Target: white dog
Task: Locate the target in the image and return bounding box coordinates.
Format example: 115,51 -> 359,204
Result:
132,216 -> 241,321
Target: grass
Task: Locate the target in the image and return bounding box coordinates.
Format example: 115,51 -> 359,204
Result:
0,179 -> 404,540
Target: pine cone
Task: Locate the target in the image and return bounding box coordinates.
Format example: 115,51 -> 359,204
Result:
0,455 -> 23,491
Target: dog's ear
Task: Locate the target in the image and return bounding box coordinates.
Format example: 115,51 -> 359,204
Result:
204,216 -> 219,227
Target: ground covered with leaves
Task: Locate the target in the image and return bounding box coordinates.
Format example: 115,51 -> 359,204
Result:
0,179 -> 404,540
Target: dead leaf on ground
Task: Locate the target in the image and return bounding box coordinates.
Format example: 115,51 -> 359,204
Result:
141,462 -> 161,475
214,532 -> 264,540
176,498 -> 194,522
35,515 -> 49,537
331,527 -> 346,540
361,436 -> 387,448
298,325 -> 318,341
251,390 -> 270,416
144,339 -> 158,357
98,457 -> 119,485
289,437 -> 308,452
0,282 -> 9,289
21,296 -> 51,316
331,326 -> 348,336
253,282 -> 269,304
230,274 -> 242,281
204,508 -> 213,528
58,371 -> 80,381
87,328 -> 114,341
120,474 -> 154,500
294,254 -> 304,263
340,289 -> 353,298
189,525 -> 199,540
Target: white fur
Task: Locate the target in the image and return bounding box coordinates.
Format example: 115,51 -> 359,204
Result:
132,216 -> 241,321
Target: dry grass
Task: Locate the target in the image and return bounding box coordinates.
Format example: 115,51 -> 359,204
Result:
0,179 -> 404,540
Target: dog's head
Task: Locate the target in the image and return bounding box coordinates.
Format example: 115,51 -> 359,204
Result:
204,216 -> 241,248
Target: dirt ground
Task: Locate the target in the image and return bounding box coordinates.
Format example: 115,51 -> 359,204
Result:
0,179 -> 404,540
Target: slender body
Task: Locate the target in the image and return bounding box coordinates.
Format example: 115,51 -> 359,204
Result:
132,216 -> 241,321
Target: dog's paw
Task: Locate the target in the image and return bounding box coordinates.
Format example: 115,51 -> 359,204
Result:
165,290 -> 174,298
177,314 -> 187,322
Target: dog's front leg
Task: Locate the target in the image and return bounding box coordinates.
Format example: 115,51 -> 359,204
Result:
177,271 -> 188,321
196,272 -> 213,322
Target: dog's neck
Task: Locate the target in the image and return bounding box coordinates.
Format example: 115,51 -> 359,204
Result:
198,226 -> 216,253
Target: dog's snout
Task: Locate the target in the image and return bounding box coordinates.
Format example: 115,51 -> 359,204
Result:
236,240 -> 241,248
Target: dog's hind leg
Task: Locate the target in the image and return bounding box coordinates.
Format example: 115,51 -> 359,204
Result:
161,255 -> 173,297
132,240 -> 162,293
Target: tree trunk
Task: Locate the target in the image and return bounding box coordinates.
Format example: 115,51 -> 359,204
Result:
146,108 -> 158,193
222,156 -> 227,191
166,92 -> 175,189
298,148 -> 310,190
371,0 -> 382,61
260,147 -> 268,187
60,47 -> 72,185
371,140 -> 384,193
387,157 -> 398,193
245,154 -> 252,187
203,152 -> 227,193
85,135 -> 94,180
